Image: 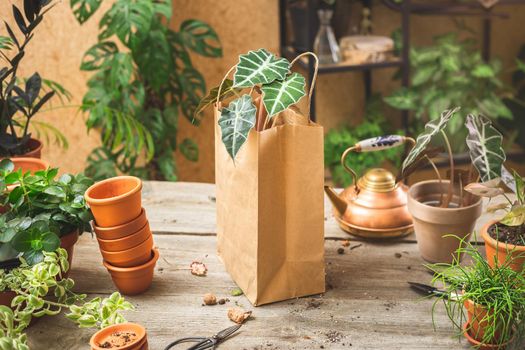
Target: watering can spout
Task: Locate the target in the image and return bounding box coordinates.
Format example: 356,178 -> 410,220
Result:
324,186 -> 347,217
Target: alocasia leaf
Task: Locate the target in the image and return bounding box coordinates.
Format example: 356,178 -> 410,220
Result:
465,114 -> 505,182
401,107 -> 459,176
233,49 -> 290,88
218,95 -> 256,161
194,79 -> 242,120
500,206 -> 525,227
261,72 -> 306,117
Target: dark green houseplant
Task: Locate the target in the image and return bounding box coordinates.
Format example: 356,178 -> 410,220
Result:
70,0 -> 222,180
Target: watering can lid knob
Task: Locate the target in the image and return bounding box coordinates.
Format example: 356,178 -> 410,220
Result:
358,168 -> 396,193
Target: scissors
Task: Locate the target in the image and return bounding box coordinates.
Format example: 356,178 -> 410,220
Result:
408,281 -> 460,300
163,324 -> 242,350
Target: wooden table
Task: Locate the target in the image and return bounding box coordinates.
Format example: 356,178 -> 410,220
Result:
28,182 -> 501,350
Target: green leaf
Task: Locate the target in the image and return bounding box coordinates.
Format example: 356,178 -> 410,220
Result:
500,206 -> 525,226
402,108 -> 459,175
261,72 -> 306,117
70,0 -> 102,24
465,114 -> 506,182
478,97 -> 513,120
152,0 -> 171,19
218,95 -> 256,161
180,138 -> 198,162
472,64 -> 495,78
194,79 -> 242,120
81,41 -> 119,71
233,49 -> 290,88
411,65 -> 436,86
157,151 -> 177,182
180,19 -> 222,57
98,0 -> 154,45
384,88 -> 417,110
44,186 -> 66,198
0,36 -> 13,50
0,159 -> 14,173
230,287 -> 243,296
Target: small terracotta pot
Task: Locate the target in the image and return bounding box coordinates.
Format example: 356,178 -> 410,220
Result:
104,248 -> 159,295
464,300 -> 507,346
462,321 -> 508,350
93,208 -> 148,240
60,230 -> 79,277
97,221 -> 152,252
100,235 -> 153,268
481,220 -> 525,272
85,176 -> 142,227
90,322 -> 147,350
408,180 -> 482,263
17,138 -> 43,159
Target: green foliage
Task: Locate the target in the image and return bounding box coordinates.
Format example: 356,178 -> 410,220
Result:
385,33 -> 512,150
0,159 -> 93,263
71,0 -> 222,180
428,237 -> 525,347
0,249 -> 133,349
324,104 -> 402,187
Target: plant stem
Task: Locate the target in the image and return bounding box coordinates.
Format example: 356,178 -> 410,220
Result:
441,130 -> 454,208
425,155 -> 444,206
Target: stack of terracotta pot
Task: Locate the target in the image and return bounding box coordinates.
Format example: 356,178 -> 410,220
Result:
90,323 -> 148,350
85,176 -> 159,295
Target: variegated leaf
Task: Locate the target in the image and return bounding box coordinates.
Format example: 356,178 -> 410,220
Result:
465,114 -> 505,182
401,108 -> 459,175
464,181 -> 504,198
218,95 -> 256,161
500,206 -> 525,226
233,49 -> 290,88
194,79 -> 242,119
501,166 -> 517,193
261,72 -> 306,117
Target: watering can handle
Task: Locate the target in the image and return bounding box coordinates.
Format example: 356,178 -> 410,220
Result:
340,135 -> 415,189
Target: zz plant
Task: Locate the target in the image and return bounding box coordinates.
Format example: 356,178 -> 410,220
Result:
0,248 -> 133,350
70,0 -> 222,180
0,159 -> 94,265
0,0 -> 69,156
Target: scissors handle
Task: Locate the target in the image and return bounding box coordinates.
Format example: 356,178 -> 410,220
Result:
188,338 -> 216,350
164,337 -> 213,350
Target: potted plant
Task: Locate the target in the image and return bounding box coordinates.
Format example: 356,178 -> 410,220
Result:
402,110 -> 506,263
70,0 -> 222,181
0,1 -> 69,159
428,238 -> 525,349
0,248 -> 135,349
0,159 -> 94,268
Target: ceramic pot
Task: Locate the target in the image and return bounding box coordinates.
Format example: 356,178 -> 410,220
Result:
408,180 -> 482,263
97,221 -> 151,252
104,248 -> 159,295
60,230 -> 79,277
93,208 -> 148,240
481,220 -> 525,272
90,322 -> 147,350
85,176 -> 142,227
100,235 -> 153,268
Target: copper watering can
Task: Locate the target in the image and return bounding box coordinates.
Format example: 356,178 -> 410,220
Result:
325,135 -> 415,238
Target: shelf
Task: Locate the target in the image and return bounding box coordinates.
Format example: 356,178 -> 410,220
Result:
283,46 -> 403,74
381,0 -> 522,18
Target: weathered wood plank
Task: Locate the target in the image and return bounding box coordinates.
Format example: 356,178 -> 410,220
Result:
142,181 -> 506,243
28,234 -> 472,349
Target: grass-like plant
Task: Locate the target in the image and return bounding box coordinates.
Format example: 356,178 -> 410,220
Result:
427,236 -> 525,347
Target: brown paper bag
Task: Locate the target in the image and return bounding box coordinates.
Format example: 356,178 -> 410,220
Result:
214,97 -> 325,306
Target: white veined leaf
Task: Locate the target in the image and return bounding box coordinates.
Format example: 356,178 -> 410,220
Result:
401,107 -> 459,175
465,114 -> 505,182
218,95 -> 256,161
261,72 -> 306,117
233,49 -> 290,88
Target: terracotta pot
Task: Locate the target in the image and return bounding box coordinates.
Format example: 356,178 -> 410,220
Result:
462,321 -> 508,350
100,235 -> 153,268
90,322 -> 147,350
17,138 -> 43,159
4,158 -> 50,194
103,248 -> 159,295
85,176 -> 142,227
97,221 -> 151,252
481,220 -> 525,272
464,299 -> 505,345
408,180 -> 482,263
60,230 -> 79,278
93,208 -> 148,240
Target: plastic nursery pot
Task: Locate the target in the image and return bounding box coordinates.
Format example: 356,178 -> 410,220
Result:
93,208 -> 148,240
97,221 -> 152,252
85,176 -> 142,228
464,300 -> 506,347
100,235 -> 154,268
90,322 -> 147,350
481,220 -> 525,273
103,248 -> 159,295
407,180 -> 482,264
60,230 -> 80,278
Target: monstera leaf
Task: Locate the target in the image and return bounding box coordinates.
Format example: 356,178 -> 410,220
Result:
465,114 -> 506,182
193,79 -> 242,120
261,72 -> 306,117
233,49 -> 290,88
401,108 -> 459,175
218,95 -> 256,161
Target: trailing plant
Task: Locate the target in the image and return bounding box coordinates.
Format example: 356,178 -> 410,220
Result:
0,159 -> 94,264
200,49 -> 311,161
384,33 -> 513,150
325,96 -> 402,187
0,0 -> 69,156
0,248 -> 133,350
70,0 -> 222,180
428,236 -> 525,347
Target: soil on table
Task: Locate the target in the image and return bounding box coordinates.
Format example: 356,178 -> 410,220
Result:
98,331 -> 138,348
488,223 -> 525,246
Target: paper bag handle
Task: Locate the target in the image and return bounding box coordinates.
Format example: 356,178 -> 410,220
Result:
341,135 -> 415,190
